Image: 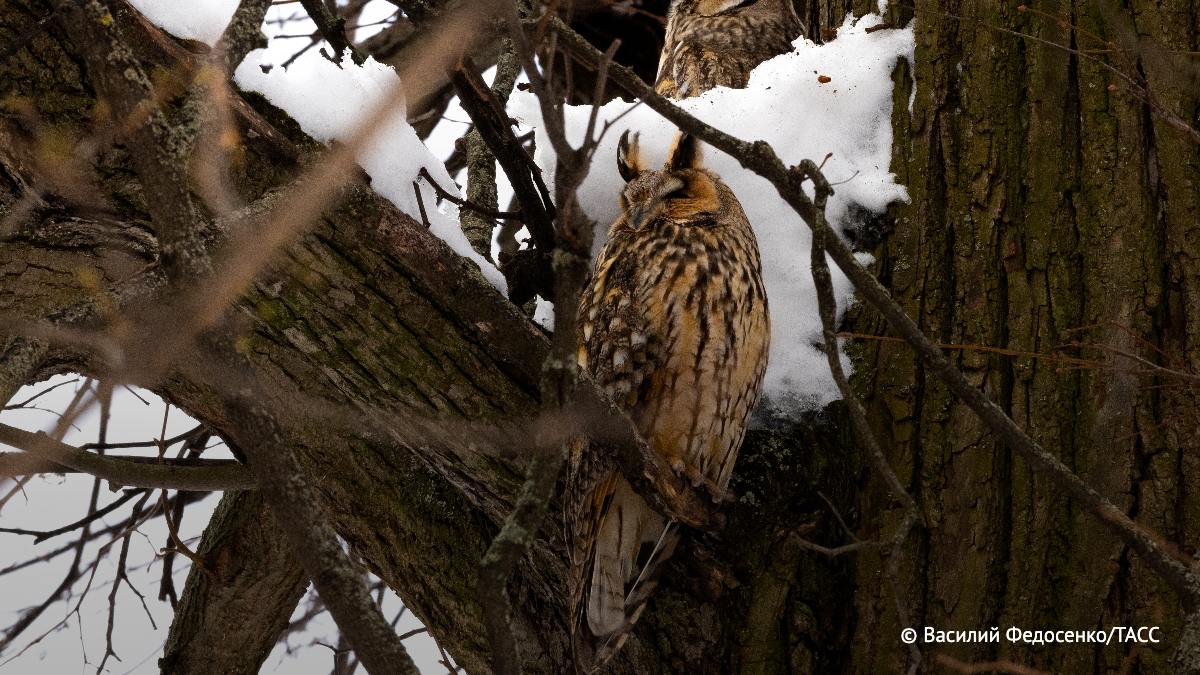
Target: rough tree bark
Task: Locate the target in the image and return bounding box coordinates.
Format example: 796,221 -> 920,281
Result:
2,1 -> 1197,674
160,491 -> 308,674
850,1 -> 1200,673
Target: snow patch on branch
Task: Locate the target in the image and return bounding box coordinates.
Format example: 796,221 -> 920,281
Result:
510,12 -> 914,410
231,51 -> 506,292
127,0 -> 238,45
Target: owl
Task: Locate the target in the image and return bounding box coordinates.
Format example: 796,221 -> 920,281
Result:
656,0 -> 804,99
568,130 -> 770,669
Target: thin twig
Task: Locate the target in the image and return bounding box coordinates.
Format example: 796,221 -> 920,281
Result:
475,12 -> 620,675
416,167 -> 521,219
96,490 -> 154,674
3,377 -> 80,410
0,489 -> 146,543
806,163 -> 921,672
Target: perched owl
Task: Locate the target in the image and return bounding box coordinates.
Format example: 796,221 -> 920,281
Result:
568,131 -> 770,668
656,0 -> 804,99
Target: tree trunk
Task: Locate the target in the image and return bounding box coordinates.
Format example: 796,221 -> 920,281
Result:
160,491 -> 308,674
850,1 -> 1200,672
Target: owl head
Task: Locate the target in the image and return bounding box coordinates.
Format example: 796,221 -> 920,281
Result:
616,130 -> 722,230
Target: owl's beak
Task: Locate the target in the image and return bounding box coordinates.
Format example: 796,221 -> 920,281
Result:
628,179 -> 686,229
628,206 -> 651,230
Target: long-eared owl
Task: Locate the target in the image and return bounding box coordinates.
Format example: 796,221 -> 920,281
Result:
656,0 -> 804,99
568,131 -> 770,668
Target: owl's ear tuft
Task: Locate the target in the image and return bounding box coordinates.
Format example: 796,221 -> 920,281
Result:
617,130 -> 644,182
667,132 -> 702,172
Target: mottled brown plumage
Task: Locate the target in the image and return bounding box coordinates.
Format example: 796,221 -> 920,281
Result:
656,0 -> 804,99
568,132 -> 770,669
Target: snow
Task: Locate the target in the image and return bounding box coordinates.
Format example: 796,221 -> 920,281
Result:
533,298 -> 556,330
234,52 -> 507,292
3,2 -> 917,672
126,0 -> 238,45
509,11 -> 914,410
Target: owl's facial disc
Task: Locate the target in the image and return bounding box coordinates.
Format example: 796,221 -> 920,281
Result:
626,176 -> 685,229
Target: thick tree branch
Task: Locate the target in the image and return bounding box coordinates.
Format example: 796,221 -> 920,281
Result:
62,0 -> 210,282
222,392 -> 419,675
474,15 -> 617,673
460,35 -> 521,260
213,0 -> 272,71
807,163 -> 921,674
0,451 -> 240,478
0,340 -> 49,408
0,4 -> 837,672
161,491 -> 308,675
452,57 -> 557,244
298,0 -> 365,65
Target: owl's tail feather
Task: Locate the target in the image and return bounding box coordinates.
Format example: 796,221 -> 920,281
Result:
575,479 -> 679,671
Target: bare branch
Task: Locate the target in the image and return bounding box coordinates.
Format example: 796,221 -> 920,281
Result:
451,56 -> 557,304
62,0 -> 210,282
96,489 -> 154,674
3,377 -> 81,411
0,492 -> 208,581
807,164 -> 921,673
0,424 -> 254,491
475,12 -> 639,673
214,0 -> 274,72
417,167 -> 521,220
0,488 -> 146,543
298,0 -> 366,65
161,491 -> 307,675
459,34 -> 521,260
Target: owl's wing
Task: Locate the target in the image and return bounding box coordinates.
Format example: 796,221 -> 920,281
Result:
578,242 -> 664,411
565,458 -> 616,637
569,235 -> 678,670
